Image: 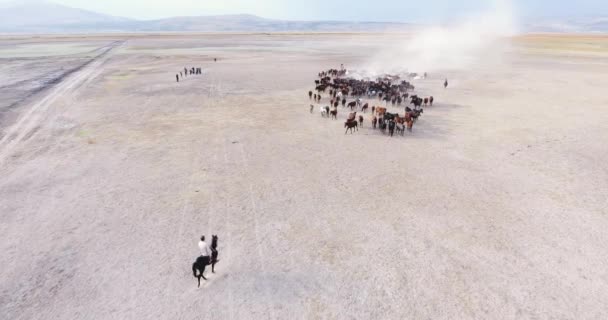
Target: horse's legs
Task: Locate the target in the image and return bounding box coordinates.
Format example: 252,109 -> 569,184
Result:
200,264 -> 207,280
192,264 -> 198,278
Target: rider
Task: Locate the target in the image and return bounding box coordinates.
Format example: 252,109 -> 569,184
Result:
198,235 -> 212,264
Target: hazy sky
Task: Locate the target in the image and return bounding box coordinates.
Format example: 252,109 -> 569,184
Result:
3,0 -> 607,21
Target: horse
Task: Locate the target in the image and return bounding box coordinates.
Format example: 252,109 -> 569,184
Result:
361,103 -> 369,113
388,120 -> 396,137
342,98 -> 346,107
379,118 -> 387,133
348,101 -> 357,110
344,120 -> 358,134
395,123 -> 405,135
347,111 -> 357,122
310,104 -> 314,113
423,98 -> 429,106
309,91 -> 313,100
192,235 -> 220,288
430,96 -> 434,106
375,107 -> 387,117
372,116 -> 377,129
210,235 -> 219,273
358,115 -> 364,127
320,106 -> 328,118
405,112 -> 416,131
330,109 -> 338,120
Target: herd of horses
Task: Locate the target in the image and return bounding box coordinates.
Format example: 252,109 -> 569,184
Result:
310,69 -> 435,136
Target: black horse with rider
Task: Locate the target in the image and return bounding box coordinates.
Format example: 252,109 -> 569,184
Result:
192,235 -> 220,287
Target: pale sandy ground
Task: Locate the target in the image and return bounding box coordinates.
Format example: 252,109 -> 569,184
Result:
0,33 -> 607,320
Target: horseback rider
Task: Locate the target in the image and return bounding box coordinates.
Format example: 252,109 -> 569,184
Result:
198,235 -> 212,265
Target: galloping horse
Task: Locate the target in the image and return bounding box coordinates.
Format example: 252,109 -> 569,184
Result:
330,109 -> 338,120
344,120 -> 358,134
192,235 -> 220,287
347,101 -> 357,110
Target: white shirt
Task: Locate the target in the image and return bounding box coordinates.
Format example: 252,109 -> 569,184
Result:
198,240 -> 211,257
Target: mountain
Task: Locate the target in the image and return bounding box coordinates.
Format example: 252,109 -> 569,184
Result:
133,14 -> 412,32
0,1 -> 605,34
0,1 -> 412,33
0,0 -> 134,33
525,16 -> 608,33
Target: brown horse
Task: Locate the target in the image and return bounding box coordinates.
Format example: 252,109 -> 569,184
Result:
376,107 -> 387,117
405,112 -> 415,131
358,115 -> 364,127
361,103 -> 369,113
348,111 -> 357,122
344,120 -> 358,134
372,116 -> 378,129
330,109 -> 338,120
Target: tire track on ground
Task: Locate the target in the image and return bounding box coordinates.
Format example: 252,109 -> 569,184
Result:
0,41 -> 125,166
237,141 -> 277,320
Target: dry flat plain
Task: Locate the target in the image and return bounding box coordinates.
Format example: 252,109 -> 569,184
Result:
0,33 -> 607,320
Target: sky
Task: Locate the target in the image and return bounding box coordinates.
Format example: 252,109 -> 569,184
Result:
2,0 -> 607,21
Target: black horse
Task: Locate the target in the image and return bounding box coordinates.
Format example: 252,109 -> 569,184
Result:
192,235 -> 220,287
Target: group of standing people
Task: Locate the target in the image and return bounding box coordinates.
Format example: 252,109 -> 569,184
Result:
176,67 -> 203,82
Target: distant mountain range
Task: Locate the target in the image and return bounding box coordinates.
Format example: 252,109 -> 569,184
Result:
525,17 -> 608,33
0,0 -> 606,34
0,1 -> 413,33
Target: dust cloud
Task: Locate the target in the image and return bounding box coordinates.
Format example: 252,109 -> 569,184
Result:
361,0 -> 519,77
